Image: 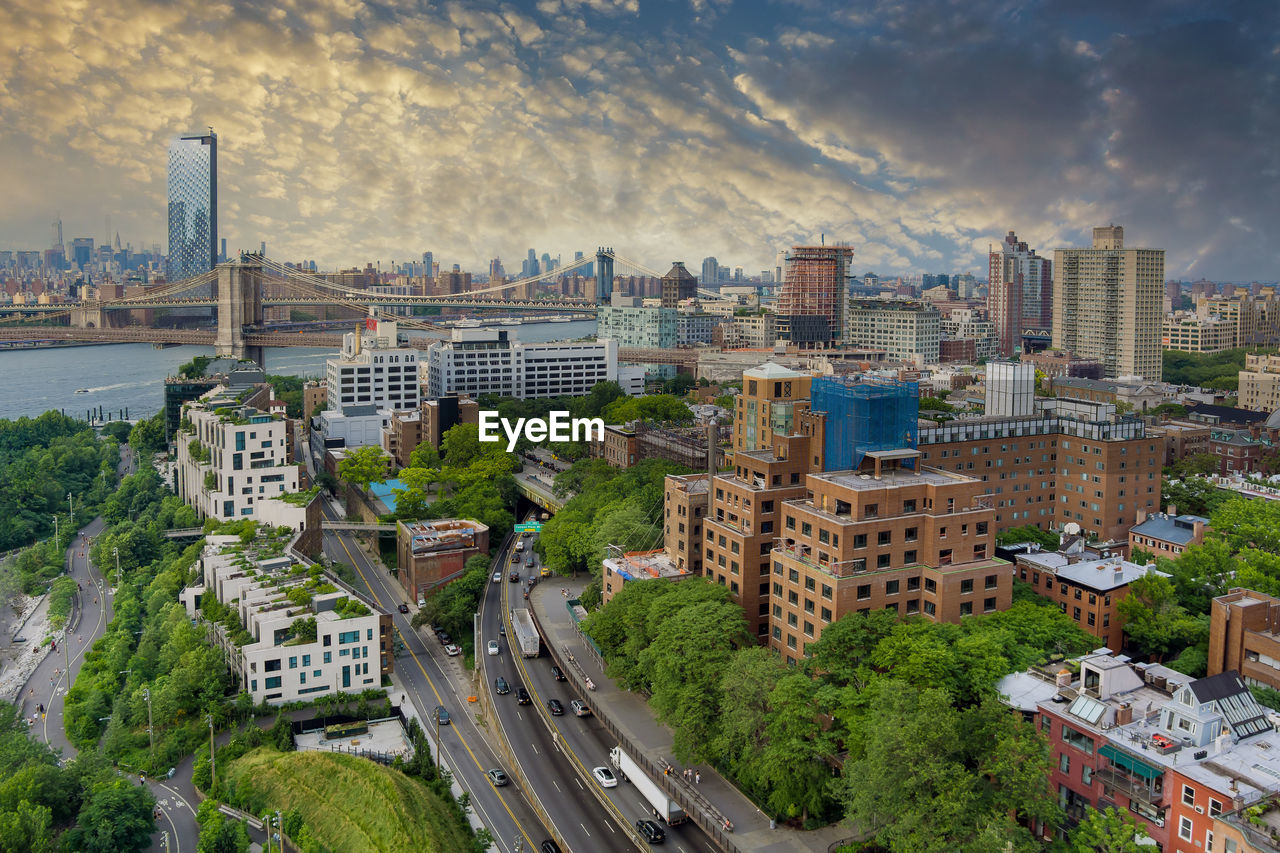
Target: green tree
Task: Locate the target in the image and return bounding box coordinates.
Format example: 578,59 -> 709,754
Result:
268,712 -> 295,752
996,524 -> 1060,550
0,800 -> 53,853
128,412 -> 168,455
440,423 -> 487,468
1168,452 -> 1218,479
1161,477 -> 1231,516
337,445 -> 389,491
60,779 -> 155,853
197,811 -> 251,853
1116,574 -> 1206,661
1070,805 -> 1151,852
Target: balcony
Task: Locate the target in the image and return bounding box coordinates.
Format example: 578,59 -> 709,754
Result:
1096,768 -> 1166,807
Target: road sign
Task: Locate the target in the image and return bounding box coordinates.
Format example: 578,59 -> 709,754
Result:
514,521 -> 542,533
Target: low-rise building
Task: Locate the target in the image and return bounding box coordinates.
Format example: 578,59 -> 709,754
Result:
185,533 -> 391,705
396,519 -> 489,605
1241,354 -> 1280,413
425,328 -> 625,400
601,548 -> 693,606
1015,547 -> 1162,650
1129,509 -> 1209,559
845,299 -> 942,364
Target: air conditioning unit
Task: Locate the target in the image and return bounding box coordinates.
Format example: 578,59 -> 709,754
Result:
1195,805 -> 1205,814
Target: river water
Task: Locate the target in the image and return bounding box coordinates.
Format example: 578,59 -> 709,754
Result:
0,319 -> 597,421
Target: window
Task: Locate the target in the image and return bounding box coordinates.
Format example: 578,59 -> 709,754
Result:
905,527 -> 918,542
984,574 -> 998,590
857,584 -> 871,600
960,602 -> 972,616
878,531 -> 892,546
1182,784 -> 1195,807
264,676 -> 282,689
1059,753 -> 1070,773
885,579 -> 899,595
903,549 -> 917,564
821,584 -> 832,600
960,579 -> 973,594
1081,765 -> 1092,786
853,533 -> 868,549
1178,816 -> 1193,842
983,597 -> 996,612
1209,798 -> 1223,817
1061,725 -> 1095,754
924,578 -> 936,593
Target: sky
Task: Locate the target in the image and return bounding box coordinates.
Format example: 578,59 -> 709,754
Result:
1,0 -> 1277,280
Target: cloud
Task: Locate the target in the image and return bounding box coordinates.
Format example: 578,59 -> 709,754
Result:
0,0 -> 1275,280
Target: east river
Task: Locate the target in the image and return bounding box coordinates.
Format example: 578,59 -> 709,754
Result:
0,319 -> 597,421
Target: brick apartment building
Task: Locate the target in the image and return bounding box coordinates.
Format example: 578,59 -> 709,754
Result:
1129,508 -> 1209,559
1209,588 -> 1280,691
769,450 -> 1009,663
395,519 -> 489,604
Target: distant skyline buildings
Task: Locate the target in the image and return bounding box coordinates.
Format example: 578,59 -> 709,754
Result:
166,131 -> 217,281
988,230 -> 1051,357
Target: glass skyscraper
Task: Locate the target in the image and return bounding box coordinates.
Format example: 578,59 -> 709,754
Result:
167,132 -> 217,280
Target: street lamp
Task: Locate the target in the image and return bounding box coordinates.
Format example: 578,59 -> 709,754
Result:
112,547 -> 120,592
67,493 -> 73,527
52,514 -> 58,543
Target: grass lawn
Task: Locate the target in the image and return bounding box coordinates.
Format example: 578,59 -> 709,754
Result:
224,748 -> 473,852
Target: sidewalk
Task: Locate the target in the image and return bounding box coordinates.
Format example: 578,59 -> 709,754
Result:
529,578 -> 856,853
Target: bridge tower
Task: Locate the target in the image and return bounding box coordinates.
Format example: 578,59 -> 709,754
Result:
595,248 -> 614,304
214,259 -> 264,362
69,301 -> 106,329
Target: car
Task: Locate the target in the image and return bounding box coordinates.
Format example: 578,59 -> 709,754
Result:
487,768 -> 509,787
487,640 -> 500,656
635,819 -> 666,844
525,555 -> 534,567
445,644 -> 461,656
570,699 -> 591,717
509,571 -> 520,582
591,766 -> 617,788
498,623 -> 506,636
516,687 -> 531,705
492,571 -> 501,583
434,706 -> 450,725
495,677 -> 510,694
540,566 -> 551,578
398,603 -> 409,614
539,841 -> 562,853
436,630 -> 452,645
550,665 -> 566,682
547,698 -> 564,716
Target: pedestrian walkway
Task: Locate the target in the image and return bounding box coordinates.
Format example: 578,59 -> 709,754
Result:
530,578 -> 856,853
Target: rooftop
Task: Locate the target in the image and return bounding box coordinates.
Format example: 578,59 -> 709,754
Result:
603,550 -> 691,583
744,361 -> 804,380
1053,557 -> 1161,591
1131,512 -> 1209,545
812,464 -> 975,492
400,519 -> 486,555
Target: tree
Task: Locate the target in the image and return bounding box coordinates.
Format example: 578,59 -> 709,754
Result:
197,811 -> 251,853
61,779 -> 155,853
128,412 -> 167,455
996,524 -> 1060,550
337,445 -> 389,491
1160,477 -> 1231,517
440,423 -> 486,468
1070,805 -> 1151,852
102,421 -> 134,443
1168,452 -> 1218,479
268,712 -> 294,752
1116,574 -> 1206,661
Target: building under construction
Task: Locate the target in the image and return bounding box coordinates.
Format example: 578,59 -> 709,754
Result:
775,245 -> 854,348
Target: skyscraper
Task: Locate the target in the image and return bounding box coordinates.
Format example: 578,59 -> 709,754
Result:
988,231 -> 1051,357
167,131 -> 217,280
1052,225 -> 1165,381
701,256 -> 719,286
775,244 -> 854,346
660,262 -> 698,308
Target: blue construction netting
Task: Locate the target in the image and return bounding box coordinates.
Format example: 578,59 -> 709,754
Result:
811,376 -> 919,471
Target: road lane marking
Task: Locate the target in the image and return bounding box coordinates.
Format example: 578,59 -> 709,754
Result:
332,532 -> 537,851
580,823 -> 591,837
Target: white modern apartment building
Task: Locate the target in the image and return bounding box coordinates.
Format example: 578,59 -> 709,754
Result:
325,318 -> 421,413
845,299 -> 942,364
426,327 -> 633,399
940,308 -> 997,361
598,296 -> 677,348
184,534 -> 391,705
174,387 -> 299,521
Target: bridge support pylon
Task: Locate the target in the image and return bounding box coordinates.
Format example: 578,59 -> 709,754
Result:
595,248 -> 614,304
215,259 -> 264,363
69,301 -> 106,329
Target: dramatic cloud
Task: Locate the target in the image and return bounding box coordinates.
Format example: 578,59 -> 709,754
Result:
0,0 -> 1276,279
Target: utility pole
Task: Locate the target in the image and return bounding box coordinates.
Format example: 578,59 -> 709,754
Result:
143,687 -> 154,765
276,809 -> 285,852
112,547 -> 120,592
67,493 -> 73,527
52,514 -> 58,543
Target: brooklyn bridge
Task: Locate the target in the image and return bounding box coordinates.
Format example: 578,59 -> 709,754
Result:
0,250 -> 700,367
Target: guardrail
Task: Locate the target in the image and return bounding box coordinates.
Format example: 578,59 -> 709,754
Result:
525,600 -> 741,852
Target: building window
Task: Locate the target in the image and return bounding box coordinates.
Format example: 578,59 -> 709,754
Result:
1182,785 -> 1195,807
983,597 -> 996,612
984,574 -> 998,590
1178,816 -> 1193,841
960,602 -> 973,616
821,584 -> 832,600
1081,765 -> 1093,786
924,578 -> 936,593
885,580 -> 899,595
1209,798 -> 1222,817
960,579 -> 973,594
857,584 -> 871,600
1059,753 -> 1070,773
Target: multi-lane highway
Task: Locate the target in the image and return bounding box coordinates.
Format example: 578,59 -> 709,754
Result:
319,501 -> 558,853
480,526 -> 718,853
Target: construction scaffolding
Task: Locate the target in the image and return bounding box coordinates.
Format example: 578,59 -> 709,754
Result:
775,245 -> 854,343
810,375 -> 919,472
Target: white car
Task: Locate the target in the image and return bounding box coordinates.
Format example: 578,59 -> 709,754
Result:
487,640 -> 500,656
444,644 -> 462,657
592,766 -> 618,788
492,571 -> 501,583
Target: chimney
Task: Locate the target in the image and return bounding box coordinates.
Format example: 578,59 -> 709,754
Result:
354,324 -> 362,356
1056,669 -> 1072,688
1166,504 -> 1176,517
1193,518 -> 1205,540
1136,508 -> 1148,525
1116,703 -> 1134,726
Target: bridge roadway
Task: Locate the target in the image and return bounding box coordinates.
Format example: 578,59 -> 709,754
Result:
0,296 -> 598,313
0,326 -> 701,366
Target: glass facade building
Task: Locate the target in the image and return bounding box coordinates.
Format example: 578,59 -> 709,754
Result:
167,132 -> 217,280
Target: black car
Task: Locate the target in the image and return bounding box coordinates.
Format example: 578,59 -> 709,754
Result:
550,665 -> 566,682
509,571 -> 520,582
437,631 -> 452,646
539,841 -> 562,853
398,603 -> 409,614
495,677 -> 510,695
434,706 -> 450,725
636,819 -> 666,844
516,687 -> 531,705
547,698 -> 564,716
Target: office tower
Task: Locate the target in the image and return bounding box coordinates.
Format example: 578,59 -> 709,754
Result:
1053,225 -> 1165,381
701,256 -> 719,287
660,262 -> 698,308
489,257 -> 505,281
71,238 -> 94,269
220,238 -> 227,263
775,245 -> 854,346
167,131 -> 218,280
989,231 -> 1051,357
846,300 -> 942,363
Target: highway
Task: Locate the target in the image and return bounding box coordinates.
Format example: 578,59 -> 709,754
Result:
480,527 -> 718,853
318,500 -> 554,853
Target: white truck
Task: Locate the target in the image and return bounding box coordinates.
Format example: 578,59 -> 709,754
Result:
609,746 -> 687,825
511,608 -> 540,658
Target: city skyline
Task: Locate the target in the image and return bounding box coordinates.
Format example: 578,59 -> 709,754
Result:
0,1 -> 1276,279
